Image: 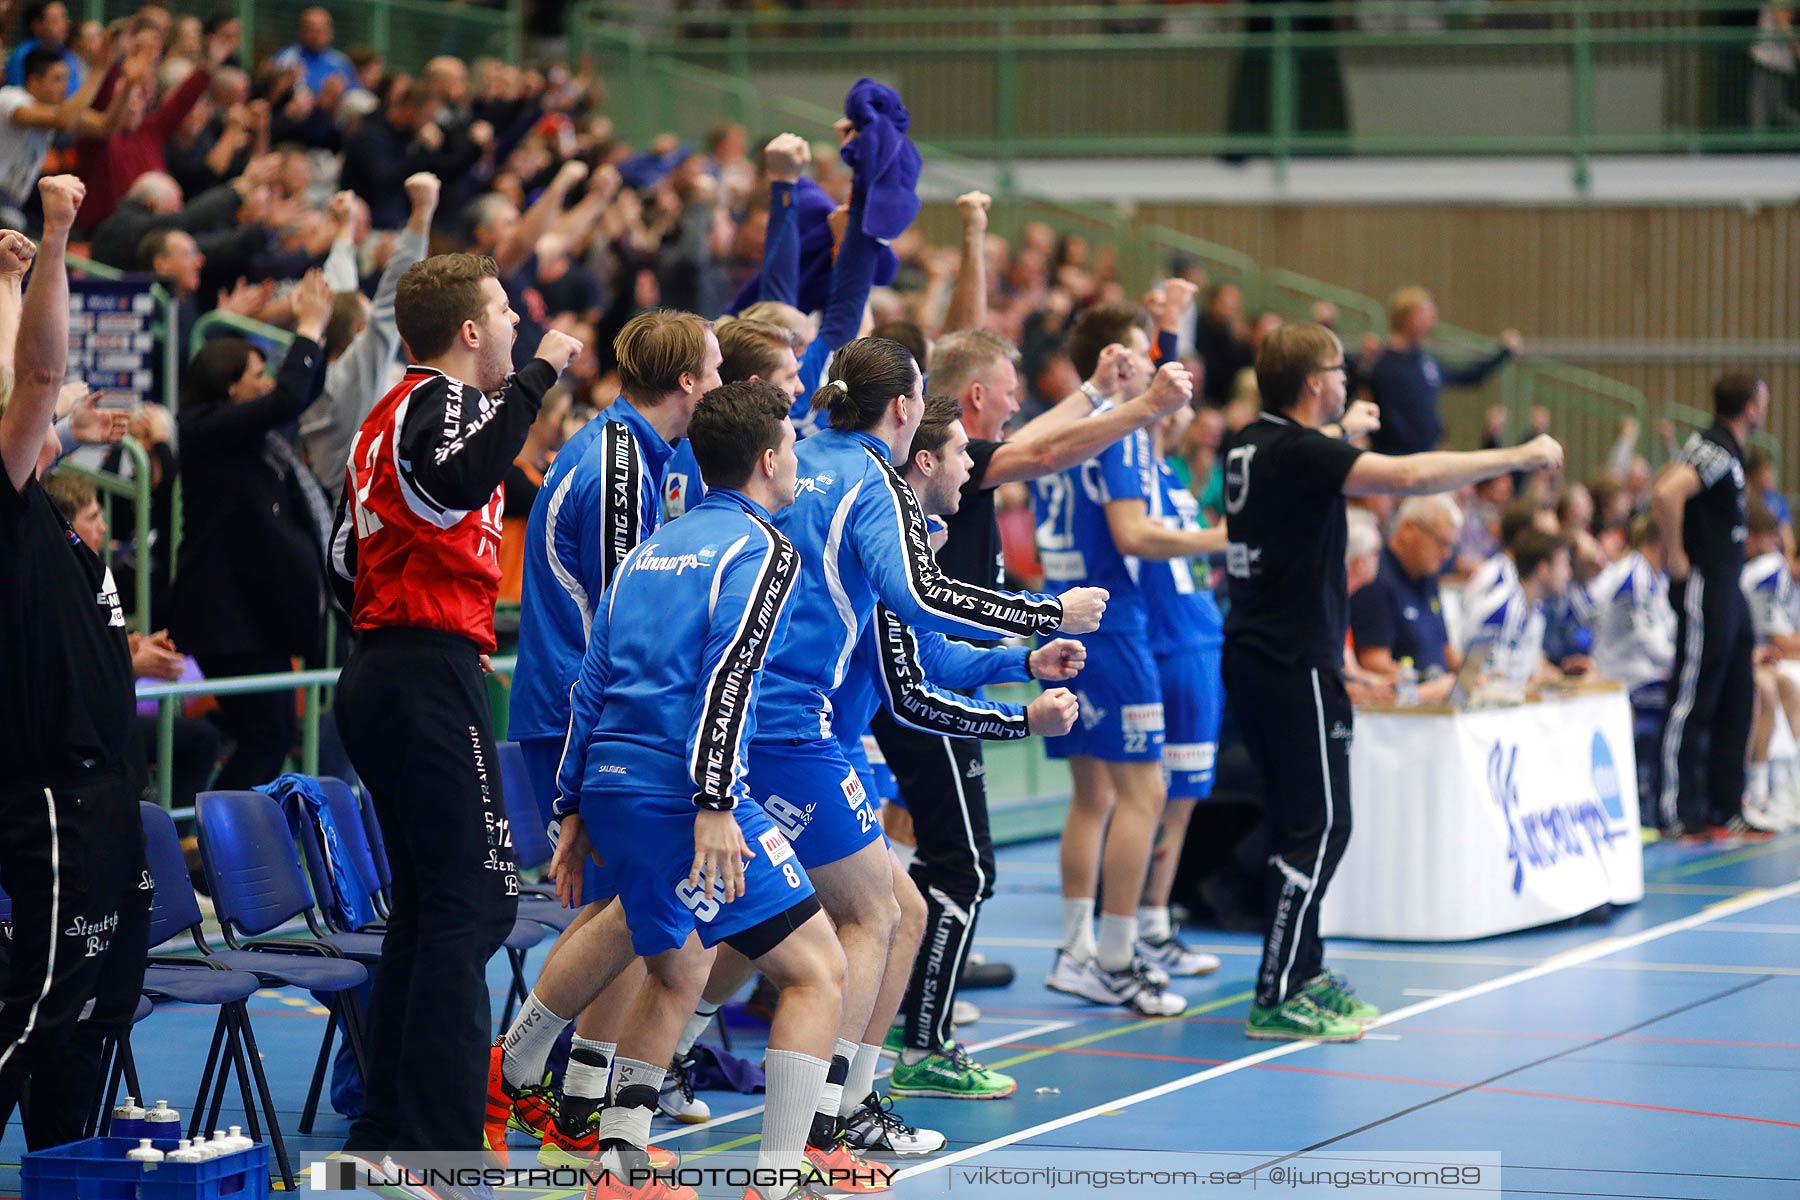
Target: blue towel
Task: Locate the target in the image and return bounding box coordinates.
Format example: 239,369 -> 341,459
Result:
258,773 -> 380,932
841,78 -> 921,242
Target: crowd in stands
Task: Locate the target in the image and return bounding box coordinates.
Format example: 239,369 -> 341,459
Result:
17,0 -> 1791,865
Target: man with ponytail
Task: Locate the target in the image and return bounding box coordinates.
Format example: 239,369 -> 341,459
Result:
738,336 -> 1105,1180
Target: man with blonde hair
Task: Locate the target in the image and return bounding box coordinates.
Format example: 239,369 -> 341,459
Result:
497,308 -> 721,1160
1361,285 -> 1523,457
1223,322 -> 1560,1042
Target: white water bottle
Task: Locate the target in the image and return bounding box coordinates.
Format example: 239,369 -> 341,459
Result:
126,1139 -> 164,1163
166,1139 -> 203,1164
144,1100 -> 181,1141
222,1126 -> 253,1152
1396,657 -> 1419,707
112,1096 -> 146,1141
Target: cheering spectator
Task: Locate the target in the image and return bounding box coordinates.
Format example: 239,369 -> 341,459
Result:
74,17 -> 240,230
340,79 -> 469,230
303,174 -> 437,503
1194,282 -> 1253,406
0,43 -> 139,225
168,271 -> 334,792
273,7 -> 358,98
5,2 -> 82,93
1359,287 -> 1522,456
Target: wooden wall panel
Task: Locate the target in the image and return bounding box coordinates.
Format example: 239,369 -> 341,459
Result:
1132,201 -> 1800,469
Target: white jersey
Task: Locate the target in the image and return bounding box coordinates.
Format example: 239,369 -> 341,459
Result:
1463,565 -> 1545,689
0,87 -> 51,206
1741,550 -> 1797,643
1585,551 -> 1675,694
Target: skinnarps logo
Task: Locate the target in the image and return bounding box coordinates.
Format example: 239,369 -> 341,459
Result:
1489,735 -> 1626,895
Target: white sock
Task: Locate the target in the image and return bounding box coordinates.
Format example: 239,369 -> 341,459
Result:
898,1046 -> 930,1066
563,1037 -> 613,1101
501,992 -> 572,1088
837,1043 -> 882,1118
1749,761 -> 1771,802
1137,905 -> 1172,944
1097,912 -> 1137,973
1061,898 -> 1096,961
813,1037 -> 857,1127
758,1050 -> 829,1181
675,1001 -> 720,1059
595,1058 -> 664,1148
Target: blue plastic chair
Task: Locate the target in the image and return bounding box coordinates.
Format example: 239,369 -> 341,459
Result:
136,802 -> 291,1187
191,791 -> 373,1137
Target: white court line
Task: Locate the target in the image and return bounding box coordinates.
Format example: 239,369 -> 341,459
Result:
1359,1033 -> 1402,1041
894,878 -> 1800,1183
1401,988 -> 1453,997
657,1019 -> 1076,1143
1698,922 -> 1800,935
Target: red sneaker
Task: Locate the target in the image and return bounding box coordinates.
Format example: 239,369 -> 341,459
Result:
584,1171 -> 696,1200
483,1040 -> 554,1164
802,1140 -> 893,1193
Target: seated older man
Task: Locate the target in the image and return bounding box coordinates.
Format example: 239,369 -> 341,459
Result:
1350,494 -> 1463,703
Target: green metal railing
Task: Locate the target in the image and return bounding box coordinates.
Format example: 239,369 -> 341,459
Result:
80,0 -> 522,75
573,0 -> 1800,181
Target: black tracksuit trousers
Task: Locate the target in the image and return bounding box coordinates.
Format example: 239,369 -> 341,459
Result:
336,629 -> 518,1156
1657,573 -> 1755,832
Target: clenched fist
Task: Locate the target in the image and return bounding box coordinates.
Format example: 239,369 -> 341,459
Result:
38,175 -> 85,231
535,328 -> 585,374
1142,361 -> 1195,417
1027,688 -> 1080,737
1514,434 -> 1563,474
763,133 -> 811,183
1056,587 -> 1109,635
1028,638 -> 1087,682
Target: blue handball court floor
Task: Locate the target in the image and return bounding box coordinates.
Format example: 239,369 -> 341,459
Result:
11,832 -> 1797,1199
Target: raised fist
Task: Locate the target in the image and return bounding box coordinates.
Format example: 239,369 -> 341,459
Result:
404,172 -> 441,214
763,133 -> 811,183
1143,361 -> 1195,416
37,175 -> 85,230
535,328 -> 585,374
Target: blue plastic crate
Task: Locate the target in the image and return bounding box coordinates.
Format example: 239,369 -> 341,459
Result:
23,1137 -> 270,1200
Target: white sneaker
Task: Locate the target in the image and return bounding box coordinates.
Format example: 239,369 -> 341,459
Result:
658,1053 -> 711,1124
840,1092 -> 946,1156
1742,798 -> 1783,834
1044,949 -> 1092,998
1088,960 -> 1188,1017
1051,956 -> 1186,1016
951,998 -> 980,1026
1136,935 -> 1222,977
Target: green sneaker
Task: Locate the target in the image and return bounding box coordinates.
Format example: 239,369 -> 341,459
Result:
1245,994 -> 1364,1042
881,1023 -> 905,1058
1302,971 -> 1381,1025
888,1041 -> 1016,1100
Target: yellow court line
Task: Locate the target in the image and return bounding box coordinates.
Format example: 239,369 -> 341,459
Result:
1644,882 -> 1755,895
683,991 -> 1256,1159
983,990 -> 1257,1073
1665,833 -> 1800,878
